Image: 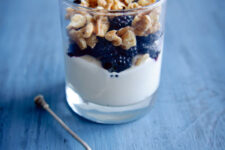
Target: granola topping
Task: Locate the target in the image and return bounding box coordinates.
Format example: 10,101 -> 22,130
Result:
126,2 -> 141,9
66,0 -> 163,72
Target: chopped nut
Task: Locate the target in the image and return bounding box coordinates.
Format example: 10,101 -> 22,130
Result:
94,16 -> 109,37
138,0 -> 156,6
85,14 -> 93,23
149,9 -> 160,24
121,30 -> 136,50
152,6 -> 162,15
88,0 -> 98,7
96,6 -> 105,9
86,35 -> 98,48
111,0 -> 125,10
117,26 -> 133,37
65,7 -> 75,19
105,0 -> 114,9
81,0 -> 89,7
135,54 -> 150,66
146,22 -> 160,34
97,0 -> 107,7
132,15 -> 152,36
82,22 -> 94,38
145,6 -> 161,34
124,0 -> 133,5
68,29 -> 82,40
126,2 -> 141,9
69,29 -> 87,50
66,22 -> 74,30
69,12 -> 93,23
67,14 -> 87,30
77,38 -> 87,50
152,22 -> 160,33
105,30 -> 122,46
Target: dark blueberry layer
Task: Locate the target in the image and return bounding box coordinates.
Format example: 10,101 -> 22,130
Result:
68,32 -> 163,72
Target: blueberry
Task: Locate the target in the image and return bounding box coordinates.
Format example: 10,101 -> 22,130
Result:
90,38 -> 116,58
109,15 -> 134,30
101,54 -> 132,72
101,53 -> 132,73
73,0 -> 81,4
137,31 -> 163,55
149,31 -> 163,42
101,57 -> 114,72
138,41 -> 160,60
113,54 -> 132,72
118,46 -> 138,57
137,43 -> 150,54
149,50 -> 160,60
136,31 -> 163,45
148,43 -> 160,60
67,43 -> 88,57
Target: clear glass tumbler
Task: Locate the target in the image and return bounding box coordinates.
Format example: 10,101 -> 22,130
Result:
59,0 -> 166,124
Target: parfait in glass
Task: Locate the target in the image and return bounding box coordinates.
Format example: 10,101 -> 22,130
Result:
59,0 -> 166,123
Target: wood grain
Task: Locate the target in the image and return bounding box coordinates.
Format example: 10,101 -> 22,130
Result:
0,0 -> 225,149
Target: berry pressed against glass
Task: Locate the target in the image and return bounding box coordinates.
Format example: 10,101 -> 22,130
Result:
136,31 -> 163,46
138,42 -> 160,59
149,31 -> 163,42
109,15 -> 134,30
136,31 -> 163,59
137,43 -> 150,54
73,0 -> 81,4
149,50 -> 160,60
68,42 -> 89,57
148,43 -> 160,60
101,54 -> 132,73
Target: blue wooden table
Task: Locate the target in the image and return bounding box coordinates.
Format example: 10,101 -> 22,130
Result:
0,0 -> 225,149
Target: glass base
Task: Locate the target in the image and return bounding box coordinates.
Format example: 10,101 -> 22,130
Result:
65,84 -> 157,124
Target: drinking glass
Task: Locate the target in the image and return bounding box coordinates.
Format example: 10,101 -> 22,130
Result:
59,0 -> 167,123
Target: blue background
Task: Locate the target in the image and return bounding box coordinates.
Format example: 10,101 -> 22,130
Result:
0,0 -> 225,149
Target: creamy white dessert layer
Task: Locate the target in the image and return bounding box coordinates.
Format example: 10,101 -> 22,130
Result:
65,54 -> 162,106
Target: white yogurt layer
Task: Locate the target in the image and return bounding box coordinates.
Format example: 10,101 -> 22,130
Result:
65,54 -> 162,106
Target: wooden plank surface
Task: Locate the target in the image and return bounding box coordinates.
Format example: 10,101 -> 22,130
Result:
0,0 -> 225,149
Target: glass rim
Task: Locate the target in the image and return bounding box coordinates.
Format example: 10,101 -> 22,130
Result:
62,0 -> 165,15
